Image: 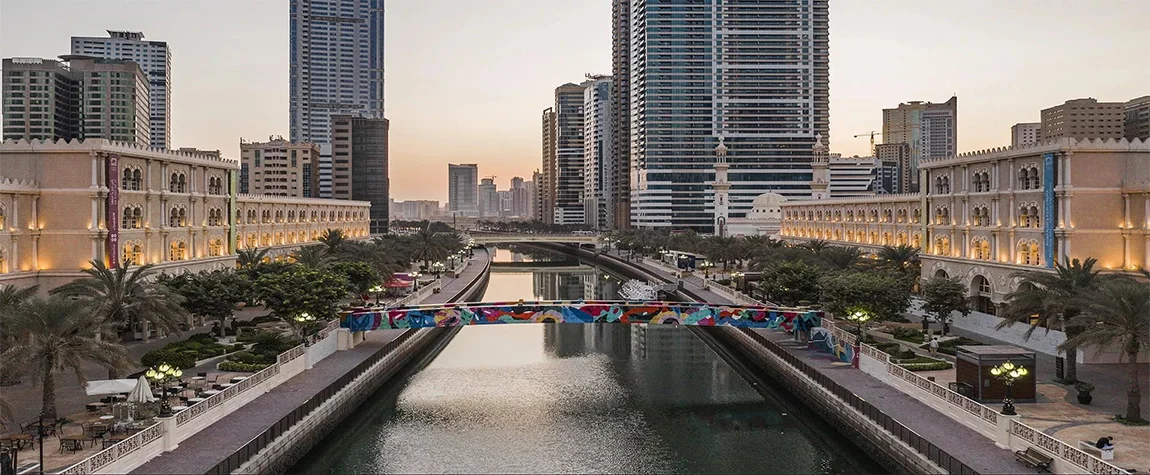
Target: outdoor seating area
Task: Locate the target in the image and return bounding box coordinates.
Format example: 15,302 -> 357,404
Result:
0,369 -> 256,472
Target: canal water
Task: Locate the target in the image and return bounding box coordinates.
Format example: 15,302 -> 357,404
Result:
291,248 -> 880,474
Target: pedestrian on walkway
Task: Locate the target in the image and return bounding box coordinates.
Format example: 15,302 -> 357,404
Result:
929,336 -> 939,356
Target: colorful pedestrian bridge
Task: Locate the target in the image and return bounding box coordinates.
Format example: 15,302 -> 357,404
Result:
340,300 -> 824,332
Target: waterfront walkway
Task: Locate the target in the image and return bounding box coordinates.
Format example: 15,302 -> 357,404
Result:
610,251 -> 1029,474
130,248 -> 491,474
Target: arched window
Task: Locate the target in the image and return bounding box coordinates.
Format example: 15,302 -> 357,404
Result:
169,208 -> 179,227
1029,168 -> 1040,189
896,232 -> 907,246
122,169 -> 133,190
882,232 -> 892,245
261,233 -> 272,247
1029,206 -> 1040,228
971,275 -> 995,314
912,233 -> 922,248
275,232 -> 284,245
246,233 -> 257,249
170,173 -> 179,191
178,208 -> 187,227
934,236 -> 950,255
0,245 -> 7,274
882,210 -> 892,223
912,208 -> 921,224
177,174 -> 187,193
1028,241 -> 1041,266
209,239 -> 224,257
169,240 -> 187,261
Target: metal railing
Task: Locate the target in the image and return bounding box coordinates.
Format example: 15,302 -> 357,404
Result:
737,328 -> 978,475
58,422 -> 163,474
205,329 -> 422,475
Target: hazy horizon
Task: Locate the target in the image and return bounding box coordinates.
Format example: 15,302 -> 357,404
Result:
1,0 -> 1147,202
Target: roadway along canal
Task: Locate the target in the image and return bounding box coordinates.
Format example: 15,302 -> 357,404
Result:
290,247 -> 880,474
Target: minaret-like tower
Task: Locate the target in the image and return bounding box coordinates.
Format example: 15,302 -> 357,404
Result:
713,136 -> 731,236
811,133 -> 830,200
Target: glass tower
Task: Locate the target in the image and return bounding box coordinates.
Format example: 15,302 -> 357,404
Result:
290,0 -> 385,198
628,0 -> 830,233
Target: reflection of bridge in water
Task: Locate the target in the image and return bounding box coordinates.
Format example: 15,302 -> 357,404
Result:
341,300 -> 822,332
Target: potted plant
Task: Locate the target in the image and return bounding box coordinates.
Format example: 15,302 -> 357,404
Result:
1074,382 -> 1095,404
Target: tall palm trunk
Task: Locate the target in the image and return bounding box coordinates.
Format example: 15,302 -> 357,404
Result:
1062,320 -> 1078,383
1127,345 -> 1144,422
41,363 -> 57,420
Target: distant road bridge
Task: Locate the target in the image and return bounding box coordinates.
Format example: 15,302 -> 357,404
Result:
341,300 -> 823,332
466,233 -> 601,245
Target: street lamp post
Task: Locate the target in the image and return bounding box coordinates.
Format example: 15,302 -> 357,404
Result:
846,308 -> 873,338
990,361 -> 1028,416
293,312 -> 317,342
700,260 -> 714,279
369,285 -> 383,305
146,363 -> 183,417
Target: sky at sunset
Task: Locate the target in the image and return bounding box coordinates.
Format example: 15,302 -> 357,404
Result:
1,0 -> 1147,202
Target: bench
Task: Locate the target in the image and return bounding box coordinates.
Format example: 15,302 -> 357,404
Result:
1078,440 -> 1115,461
1015,447 -> 1053,472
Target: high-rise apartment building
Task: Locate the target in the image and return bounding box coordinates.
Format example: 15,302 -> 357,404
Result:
874,143 -> 911,193
330,115 -> 389,233
448,164 -> 479,217
554,83 -> 587,225
883,97 -> 957,190
70,31 -> 171,149
1125,95 -> 1150,141
239,136 -> 320,197
628,0 -> 830,233
478,177 -> 499,218
289,0 -> 385,198
540,108 -> 557,224
828,155 -> 877,198
1011,122 -> 1042,147
2,58 -> 82,141
510,176 -> 529,218
1040,98 -> 1124,142
610,0 -> 631,229
583,75 -> 613,230
530,170 -> 544,222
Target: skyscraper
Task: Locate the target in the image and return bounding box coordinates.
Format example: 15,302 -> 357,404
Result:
2,57 -> 81,142
448,164 -> 479,217
1127,95 -> 1150,141
610,0 -> 631,229
882,97 -> 958,190
540,108 -> 557,224
510,176 -> 529,218
875,143 -> 911,194
1040,98 -> 1124,142
554,83 -> 587,225
583,75 -> 613,230
289,0 -> 385,198
530,170 -> 544,222
71,31 -> 171,149
628,0 -> 830,233
1011,122 -> 1042,147
239,136 -> 320,197
330,115 -> 389,233
66,55 -> 151,145
478,177 -> 498,218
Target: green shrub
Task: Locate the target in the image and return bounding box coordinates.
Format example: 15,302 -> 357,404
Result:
232,343 -> 248,352
716,279 -> 732,286
874,342 -> 901,355
188,333 -> 217,343
929,336 -> 985,355
892,327 -> 925,343
251,315 -> 280,325
217,361 -> 271,372
140,350 -> 196,370
899,349 -> 917,360
898,361 -> 953,371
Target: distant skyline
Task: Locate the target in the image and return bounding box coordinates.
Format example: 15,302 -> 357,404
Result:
1,0 -> 1147,202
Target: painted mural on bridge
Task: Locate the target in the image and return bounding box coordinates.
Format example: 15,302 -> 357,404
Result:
811,327 -> 855,364
341,300 -> 823,332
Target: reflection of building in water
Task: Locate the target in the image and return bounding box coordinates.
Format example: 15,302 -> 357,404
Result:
543,323 -> 587,358
533,272 -> 590,301
631,326 -> 746,407
590,323 -> 631,358
544,322 -> 632,359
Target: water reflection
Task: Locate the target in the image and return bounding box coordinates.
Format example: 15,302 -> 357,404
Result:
290,247 -> 878,474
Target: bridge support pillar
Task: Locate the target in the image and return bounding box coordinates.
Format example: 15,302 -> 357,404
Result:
995,413 -> 1020,449
336,328 -> 353,350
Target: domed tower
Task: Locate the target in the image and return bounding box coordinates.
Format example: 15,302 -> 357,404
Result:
712,135 -> 731,236
811,134 -> 830,200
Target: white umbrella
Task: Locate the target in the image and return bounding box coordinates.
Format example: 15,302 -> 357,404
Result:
126,376 -> 156,403
84,379 -> 138,396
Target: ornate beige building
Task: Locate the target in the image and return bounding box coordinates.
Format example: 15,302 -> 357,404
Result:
1,138 -> 369,290
780,137 -> 1150,314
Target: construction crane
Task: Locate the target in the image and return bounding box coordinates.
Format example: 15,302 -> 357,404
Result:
854,131 -> 882,155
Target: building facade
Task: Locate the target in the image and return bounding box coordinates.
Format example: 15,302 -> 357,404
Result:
1040,98 -> 1124,142
628,0 -> 830,233
1011,122 -> 1041,147
1126,95 -> 1150,141
554,83 -> 587,225
239,137 -> 320,198
478,177 -> 498,218
610,0 -> 631,230
289,0 -> 385,198
70,31 -> 171,150
0,138 -> 369,290
828,155 -> 878,198
509,176 -> 529,218
779,137 -> 1150,314
882,97 -> 958,190
583,75 -> 613,230
330,115 -> 389,233
530,169 -> 544,222
540,108 -> 557,225
2,58 -> 82,142
447,163 -> 478,217
875,142 -> 911,194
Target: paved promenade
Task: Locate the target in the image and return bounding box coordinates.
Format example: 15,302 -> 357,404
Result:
610,251 -> 1029,474
129,248 -> 491,474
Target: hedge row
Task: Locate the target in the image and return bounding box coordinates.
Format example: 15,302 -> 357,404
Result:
217,361 -> 271,373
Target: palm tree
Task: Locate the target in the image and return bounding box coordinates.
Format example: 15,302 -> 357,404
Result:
803,239 -> 829,253
0,296 -> 134,419
0,283 -> 37,316
998,258 -> 1116,384
878,245 -> 921,276
409,226 -> 448,268
818,246 -> 862,270
1061,279 -> 1148,422
291,245 -> 330,269
318,228 -> 347,255
51,260 -> 189,347
237,247 -> 270,271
